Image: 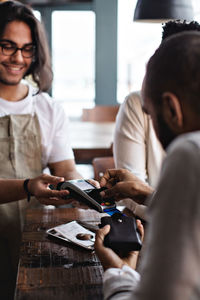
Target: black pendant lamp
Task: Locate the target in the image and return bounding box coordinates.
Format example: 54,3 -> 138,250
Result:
134,0 -> 194,23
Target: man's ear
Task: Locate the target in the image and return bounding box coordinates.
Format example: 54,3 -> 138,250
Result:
162,92 -> 183,131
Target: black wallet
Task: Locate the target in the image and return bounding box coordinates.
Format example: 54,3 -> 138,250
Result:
99,213 -> 142,254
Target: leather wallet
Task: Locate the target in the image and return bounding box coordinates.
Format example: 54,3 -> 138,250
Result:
99,213 -> 142,253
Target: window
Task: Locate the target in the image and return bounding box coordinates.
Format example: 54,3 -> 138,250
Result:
192,0 -> 200,21
52,11 -> 95,119
118,0 -> 162,103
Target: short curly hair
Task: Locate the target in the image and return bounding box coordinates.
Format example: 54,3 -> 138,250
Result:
162,20 -> 200,41
146,31 -> 200,114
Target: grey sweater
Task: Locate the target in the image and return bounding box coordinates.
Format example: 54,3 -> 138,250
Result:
103,131 -> 200,300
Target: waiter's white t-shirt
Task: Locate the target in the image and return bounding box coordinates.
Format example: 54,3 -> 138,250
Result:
0,82 -> 74,169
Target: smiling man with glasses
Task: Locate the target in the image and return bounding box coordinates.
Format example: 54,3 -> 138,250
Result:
0,1 -> 82,299
0,21 -> 36,88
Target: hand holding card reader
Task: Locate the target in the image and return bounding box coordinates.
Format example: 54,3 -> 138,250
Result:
56,179 -> 116,213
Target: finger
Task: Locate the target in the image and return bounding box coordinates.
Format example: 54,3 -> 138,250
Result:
100,169 -> 117,187
95,225 -> 110,248
99,173 -> 110,187
36,189 -> 69,198
102,186 -> 118,198
39,197 -> 67,206
87,179 -> 100,188
112,193 -> 123,201
71,200 -> 88,209
136,219 -> 144,242
41,174 -> 65,184
106,178 -> 117,187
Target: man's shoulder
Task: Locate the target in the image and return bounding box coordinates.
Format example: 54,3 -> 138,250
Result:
121,91 -> 143,115
33,91 -> 52,104
164,131 -> 200,173
26,85 -> 65,120
167,131 -> 200,155
124,91 -> 142,106
25,81 -> 52,102
116,91 -> 149,130
30,88 -> 60,111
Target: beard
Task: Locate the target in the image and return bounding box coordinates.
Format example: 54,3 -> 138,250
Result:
0,62 -> 31,87
0,76 -> 21,86
156,113 -> 177,150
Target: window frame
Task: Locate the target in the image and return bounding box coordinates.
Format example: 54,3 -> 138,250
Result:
34,0 -> 118,106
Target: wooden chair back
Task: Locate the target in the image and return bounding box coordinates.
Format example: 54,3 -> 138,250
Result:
82,105 -> 119,122
92,156 -> 115,181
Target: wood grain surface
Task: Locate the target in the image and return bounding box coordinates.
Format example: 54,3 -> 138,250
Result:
15,207 -> 104,300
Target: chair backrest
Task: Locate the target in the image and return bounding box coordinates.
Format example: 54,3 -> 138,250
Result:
82,105 -> 120,122
92,156 -> 115,181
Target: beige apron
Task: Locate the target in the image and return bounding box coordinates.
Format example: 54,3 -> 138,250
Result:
0,112 -> 42,299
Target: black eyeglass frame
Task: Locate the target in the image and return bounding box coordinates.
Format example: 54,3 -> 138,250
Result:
0,39 -> 36,58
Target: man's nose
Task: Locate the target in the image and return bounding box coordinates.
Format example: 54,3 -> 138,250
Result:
10,49 -> 24,62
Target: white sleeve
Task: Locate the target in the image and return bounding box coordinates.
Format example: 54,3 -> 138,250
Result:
104,138 -> 200,300
103,265 -> 140,300
113,93 -> 148,183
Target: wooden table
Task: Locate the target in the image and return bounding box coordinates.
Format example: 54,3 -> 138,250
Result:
69,122 -> 115,163
15,207 -> 105,300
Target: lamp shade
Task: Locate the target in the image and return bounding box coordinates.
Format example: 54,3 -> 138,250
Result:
134,0 -> 194,23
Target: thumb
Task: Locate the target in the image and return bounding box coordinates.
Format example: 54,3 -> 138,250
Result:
101,224 -> 111,236
95,225 -> 110,247
102,186 -> 117,198
42,174 -> 65,185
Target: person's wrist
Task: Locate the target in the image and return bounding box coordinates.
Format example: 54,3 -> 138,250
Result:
143,184 -> 154,196
23,179 -> 34,202
103,261 -> 124,271
135,181 -> 153,197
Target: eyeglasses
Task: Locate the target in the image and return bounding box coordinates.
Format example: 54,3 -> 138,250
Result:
0,40 -> 36,58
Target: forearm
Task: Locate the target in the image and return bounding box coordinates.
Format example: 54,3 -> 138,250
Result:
129,182 -> 154,205
0,179 -> 26,203
48,159 -> 83,180
60,170 -> 83,181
